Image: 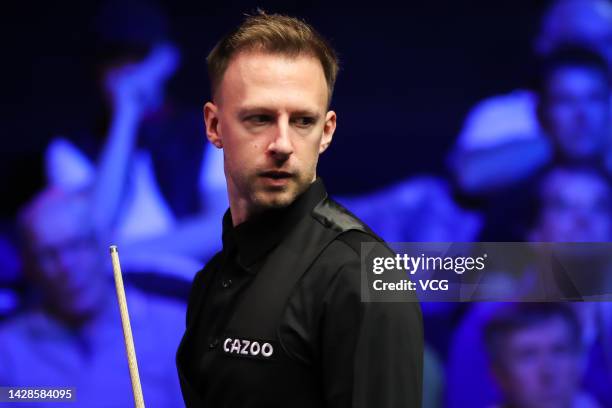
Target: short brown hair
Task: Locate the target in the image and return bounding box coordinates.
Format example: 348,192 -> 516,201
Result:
207,11 -> 339,105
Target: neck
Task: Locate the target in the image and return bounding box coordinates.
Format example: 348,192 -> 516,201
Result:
229,199 -> 252,227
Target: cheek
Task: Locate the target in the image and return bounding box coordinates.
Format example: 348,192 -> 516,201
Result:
549,106 -> 574,128
302,142 -> 322,172
303,133 -> 324,157
590,105 -> 610,126
506,364 -> 531,387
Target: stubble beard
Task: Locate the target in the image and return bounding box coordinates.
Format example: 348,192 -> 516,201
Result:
246,171 -> 312,212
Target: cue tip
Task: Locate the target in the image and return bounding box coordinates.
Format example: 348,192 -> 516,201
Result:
109,245 -> 118,253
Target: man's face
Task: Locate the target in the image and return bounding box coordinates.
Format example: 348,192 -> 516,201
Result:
542,66 -> 610,160
495,317 -> 582,408
24,196 -> 107,320
204,52 -> 336,219
536,169 -> 612,242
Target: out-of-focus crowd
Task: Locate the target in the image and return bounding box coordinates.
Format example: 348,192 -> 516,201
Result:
1,0 -> 611,407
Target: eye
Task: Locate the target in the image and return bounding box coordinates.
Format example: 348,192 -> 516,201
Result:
292,116 -> 316,128
245,114 -> 273,125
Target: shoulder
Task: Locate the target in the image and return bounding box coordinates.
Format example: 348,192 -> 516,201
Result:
309,229 -> 395,301
0,310 -> 49,363
312,196 -> 379,238
316,230 -> 391,269
307,197 -> 394,282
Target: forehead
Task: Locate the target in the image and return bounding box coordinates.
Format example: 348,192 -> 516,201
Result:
217,51 -> 328,110
507,317 -> 572,348
24,196 -> 90,246
551,63 -> 606,82
548,66 -> 608,92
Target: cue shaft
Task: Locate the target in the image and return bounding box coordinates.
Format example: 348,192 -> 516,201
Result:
110,245 -> 145,408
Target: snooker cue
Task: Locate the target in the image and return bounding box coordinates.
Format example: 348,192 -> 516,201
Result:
109,245 -> 145,408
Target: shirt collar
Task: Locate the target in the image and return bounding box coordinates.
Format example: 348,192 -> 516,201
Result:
221,178 -> 328,270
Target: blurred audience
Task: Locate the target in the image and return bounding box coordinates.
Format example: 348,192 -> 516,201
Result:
447,164 -> 612,408
468,44 -> 610,240
450,0 -> 612,195
3,1 -> 612,406
0,188 -> 185,407
337,176 -> 482,243
44,1 -> 227,280
529,166 -> 612,243
483,303 -> 599,408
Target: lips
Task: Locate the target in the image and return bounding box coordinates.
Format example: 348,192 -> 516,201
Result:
259,170 -> 293,179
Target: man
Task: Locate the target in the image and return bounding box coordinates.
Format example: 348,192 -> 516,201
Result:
483,303 -> 599,408
529,166 -> 612,243
176,12 -> 423,407
451,0 -> 612,194
45,0 -> 226,280
446,165 -> 612,408
0,188 -> 185,407
464,45 -> 611,241
536,47 -> 611,165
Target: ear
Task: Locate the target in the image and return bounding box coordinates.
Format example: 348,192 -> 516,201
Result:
319,110 -> 336,154
204,101 -> 223,148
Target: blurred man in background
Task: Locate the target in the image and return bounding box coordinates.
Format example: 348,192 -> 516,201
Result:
451,0 -> 612,195
460,45 -> 611,241
447,164 -> 612,408
0,188 -> 185,407
484,303 -> 599,408
46,0 -> 227,280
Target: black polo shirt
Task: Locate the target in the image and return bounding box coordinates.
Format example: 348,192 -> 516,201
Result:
176,179 -> 423,407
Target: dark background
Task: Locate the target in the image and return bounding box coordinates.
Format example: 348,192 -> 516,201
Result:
0,0 -> 546,219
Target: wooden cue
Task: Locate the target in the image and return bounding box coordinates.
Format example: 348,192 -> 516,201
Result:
109,245 -> 145,408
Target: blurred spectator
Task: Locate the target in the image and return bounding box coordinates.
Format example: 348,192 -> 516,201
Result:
447,165 -> 612,408
529,166 -> 612,243
337,176 -> 482,242
45,1 -> 227,279
0,188 -> 185,407
450,0 -> 612,194
470,45 -> 610,240
529,167 -> 612,405
536,47 -> 610,165
483,303 -> 599,408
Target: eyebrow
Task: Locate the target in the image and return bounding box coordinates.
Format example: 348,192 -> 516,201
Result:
237,106 -> 321,119
290,110 -> 321,119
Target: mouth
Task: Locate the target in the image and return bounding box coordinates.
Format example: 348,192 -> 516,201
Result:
259,170 -> 294,187
259,170 -> 293,180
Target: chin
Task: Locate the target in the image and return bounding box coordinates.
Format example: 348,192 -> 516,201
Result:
255,189 -> 298,210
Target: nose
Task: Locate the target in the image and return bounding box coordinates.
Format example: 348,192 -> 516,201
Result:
267,118 -> 293,159
55,251 -> 75,276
